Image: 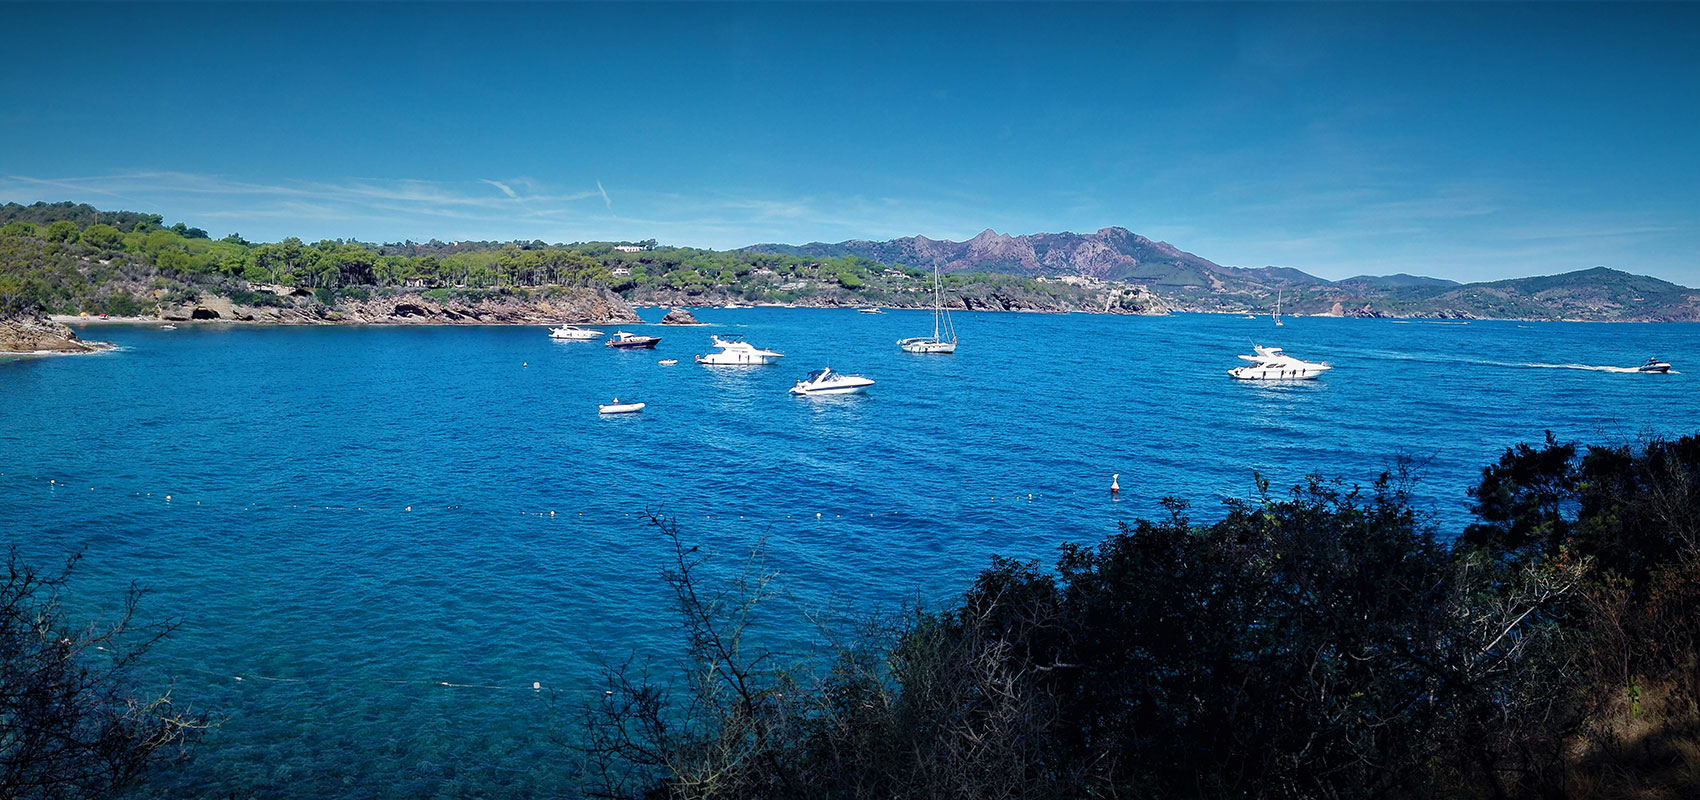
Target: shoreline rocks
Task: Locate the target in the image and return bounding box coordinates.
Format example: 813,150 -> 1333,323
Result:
659,307 -> 703,325
86,287 -> 644,327
1,309 -> 117,354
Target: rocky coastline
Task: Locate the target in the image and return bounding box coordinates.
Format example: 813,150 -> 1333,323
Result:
626,283 -> 1168,316
1,309 -> 117,354
52,288 -> 642,327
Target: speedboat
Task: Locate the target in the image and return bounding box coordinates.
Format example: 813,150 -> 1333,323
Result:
1638,357 -> 1672,373
548,324 -> 603,340
605,331 -> 661,349
160,324 -> 177,330
695,334 -> 784,365
858,307 -> 884,314
1229,345 -> 1331,380
598,398 -> 645,414
658,358 -> 678,366
789,367 -> 875,395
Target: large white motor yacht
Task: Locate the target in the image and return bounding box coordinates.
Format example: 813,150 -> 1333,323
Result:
695,334 -> 784,365
548,324 -> 603,340
1229,345 -> 1332,380
789,367 -> 875,395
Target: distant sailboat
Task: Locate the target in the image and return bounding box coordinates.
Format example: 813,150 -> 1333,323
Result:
897,264 -> 958,354
1274,290 -> 1284,327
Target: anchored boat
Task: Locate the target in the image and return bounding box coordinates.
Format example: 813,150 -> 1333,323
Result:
695,334 -> 784,365
548,324 -> 603,340
605,331 -> 661,349
898,264 -> 957,354
789,367 -> 875,396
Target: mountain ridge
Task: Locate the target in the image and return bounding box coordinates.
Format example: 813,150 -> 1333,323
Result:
743,228 -> 1699,321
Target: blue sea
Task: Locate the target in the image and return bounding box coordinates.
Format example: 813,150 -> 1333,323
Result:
2,309 -> 1697,797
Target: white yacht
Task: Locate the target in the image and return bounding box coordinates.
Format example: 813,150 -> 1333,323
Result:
695,334 -> 784,365
1638,356 -> 1672,373
898,264 -> 957,353
548,324 -> 603,340
789,367 -> 875,395
1229,345 -> 1331,380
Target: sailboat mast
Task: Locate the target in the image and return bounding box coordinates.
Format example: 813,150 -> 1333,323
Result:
932,264 -> 941,339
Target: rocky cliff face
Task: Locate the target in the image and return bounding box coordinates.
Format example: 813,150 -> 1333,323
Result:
0,309 -> 115,354
156,288 -> 641,325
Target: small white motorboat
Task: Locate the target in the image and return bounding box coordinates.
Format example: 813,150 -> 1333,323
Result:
858,307 -> 884,314
658,358 -> 678,366
1638,357 -> 1672,373
548,324 -> 603,340
1229,345 -> 1331,380
789,367 -> 875,395
598,398 -> 646,414
160,324 -> 177,330
696,334 -> 784,365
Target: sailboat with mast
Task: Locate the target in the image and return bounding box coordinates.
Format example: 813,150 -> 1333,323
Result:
897,264 -> 958,354
1274,289 -> 1284,327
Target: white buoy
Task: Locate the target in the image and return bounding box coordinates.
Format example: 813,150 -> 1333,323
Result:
815,512 -> 821,519
533,681 -> 541,690
1111,473 -> 1121,495
165,495 -> 172,501
405,506 -> 412,511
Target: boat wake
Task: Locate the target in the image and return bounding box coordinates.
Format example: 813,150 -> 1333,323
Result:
1327,348 -> 1675,374
1519,362 -> 1661,374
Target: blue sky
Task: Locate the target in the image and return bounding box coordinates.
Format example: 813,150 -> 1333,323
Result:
3,2 -> 1697,284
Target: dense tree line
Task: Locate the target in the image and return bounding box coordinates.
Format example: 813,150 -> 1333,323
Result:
575,435 -> 1700,799
0,202 -> 1119,315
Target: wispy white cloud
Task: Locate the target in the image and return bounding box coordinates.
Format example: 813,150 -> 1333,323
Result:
480,179 -> 519,200
0,171 -> 615,242
596,180 -> 611,210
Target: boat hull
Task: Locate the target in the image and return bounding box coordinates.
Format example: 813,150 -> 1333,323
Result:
898,338 -> 956,354
790,379 -> 874,395
696,353 -> 783,365
1229,366 -> 1329,380
606,338 -> 660,349
598,402 -> 646,414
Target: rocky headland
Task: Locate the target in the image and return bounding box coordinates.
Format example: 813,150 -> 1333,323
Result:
1,309 -> 116,354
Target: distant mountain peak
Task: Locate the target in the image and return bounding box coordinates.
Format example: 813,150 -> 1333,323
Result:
743,226 -> 1232,285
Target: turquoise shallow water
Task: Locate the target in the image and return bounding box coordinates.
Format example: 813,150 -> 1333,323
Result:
2,309 -> 1698,797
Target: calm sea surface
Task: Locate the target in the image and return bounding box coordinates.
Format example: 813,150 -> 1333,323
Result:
3,309 -> 1697,797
